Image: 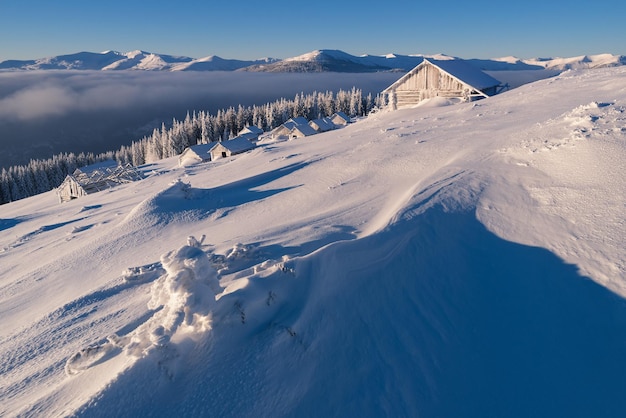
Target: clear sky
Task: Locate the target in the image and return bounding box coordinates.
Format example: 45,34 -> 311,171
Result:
1,0 -> 625,62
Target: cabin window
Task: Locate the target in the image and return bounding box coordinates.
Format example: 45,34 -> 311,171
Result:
221,152 -> 227,158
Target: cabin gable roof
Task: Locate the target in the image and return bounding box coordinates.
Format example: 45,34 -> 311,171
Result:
290,124 -> 317,137
309,117 -> 335,132
383,58 -> 500,96
428,59 -> 501,91
209,136 -> 255,153
179,143 -> 214,165
238,125 -> 263,136
330,111 -> 351,124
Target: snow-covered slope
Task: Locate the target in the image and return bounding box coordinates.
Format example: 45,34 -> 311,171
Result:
0,51 -> 128,70
171,56 -> 278,72
524,53 -> 626,70
470,53 -> 626,71
1,66 -> 626,417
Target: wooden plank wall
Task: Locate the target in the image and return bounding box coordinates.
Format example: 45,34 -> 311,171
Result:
391,63 -> 471,106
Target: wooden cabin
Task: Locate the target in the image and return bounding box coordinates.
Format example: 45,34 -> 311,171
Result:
309,117 -> 336,133
290,124 -> 317,139
329,111 -> 351,126
57,160 -> 143,203
178,143 -> 214,166
209,136 -> 255,161
271,117 -> 310,139
270,124 -> 292,139
382,58 -> 502,109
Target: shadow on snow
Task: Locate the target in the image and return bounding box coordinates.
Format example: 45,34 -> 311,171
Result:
74,206 -> 626,418
134,161 -> 309,227
0,218 -> 22,232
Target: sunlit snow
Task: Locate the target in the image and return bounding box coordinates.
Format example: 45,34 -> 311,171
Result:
1,66 -> 625,417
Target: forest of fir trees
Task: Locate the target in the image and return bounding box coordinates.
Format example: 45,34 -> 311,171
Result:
0,88 -> 384,204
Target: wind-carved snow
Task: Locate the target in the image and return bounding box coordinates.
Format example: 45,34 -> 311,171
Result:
520,100 -> 626,152
65,236 -> 220,376
482,89 -> 626,291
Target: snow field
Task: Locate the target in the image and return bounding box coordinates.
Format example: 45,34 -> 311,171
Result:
1,66 -> 625,416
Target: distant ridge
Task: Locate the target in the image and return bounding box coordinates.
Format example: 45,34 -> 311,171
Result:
0,50 -> 278,72
1,49 -> 624,72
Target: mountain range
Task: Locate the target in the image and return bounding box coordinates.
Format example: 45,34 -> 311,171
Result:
1,49 -> 625,72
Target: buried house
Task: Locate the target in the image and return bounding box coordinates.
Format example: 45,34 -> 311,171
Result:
57,160 -> 143,203
382,58 -> 504,109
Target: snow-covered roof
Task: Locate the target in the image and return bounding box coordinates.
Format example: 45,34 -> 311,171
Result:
238,125 -> 264,136
238,132 -> 261,141
273,117 -> 310,133
286,117 -> 309,126
210,136 -> 255,153
290,124 -> 318,137
74,160 -> 118,176
330,111 -> 351,124
178,143 -> 215,164
309,118 -> 335,132
383,58 -> 501,94
188,143 -> 214,154
428,58 -> 501,90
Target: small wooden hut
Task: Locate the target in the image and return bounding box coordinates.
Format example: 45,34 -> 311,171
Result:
178,143 -> 214,166
209,136 -> 255,161
329,111 -> 351,126
271,117 -> 310,139
309,117 -> 336,133
289,124 -> 317,139
382,58 -> 502,109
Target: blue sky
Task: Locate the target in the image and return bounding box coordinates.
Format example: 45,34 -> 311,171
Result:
1,0 -> 625,61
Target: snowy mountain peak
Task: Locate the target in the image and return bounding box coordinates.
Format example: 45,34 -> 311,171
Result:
493,56 -> 524,64
284,50 -> 322,62
125,49 -> 148,59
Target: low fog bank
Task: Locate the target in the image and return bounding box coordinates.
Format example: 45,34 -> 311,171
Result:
0,71 -> 402,169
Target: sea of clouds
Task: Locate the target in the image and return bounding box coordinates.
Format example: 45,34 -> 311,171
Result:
0,71 -> 401,170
